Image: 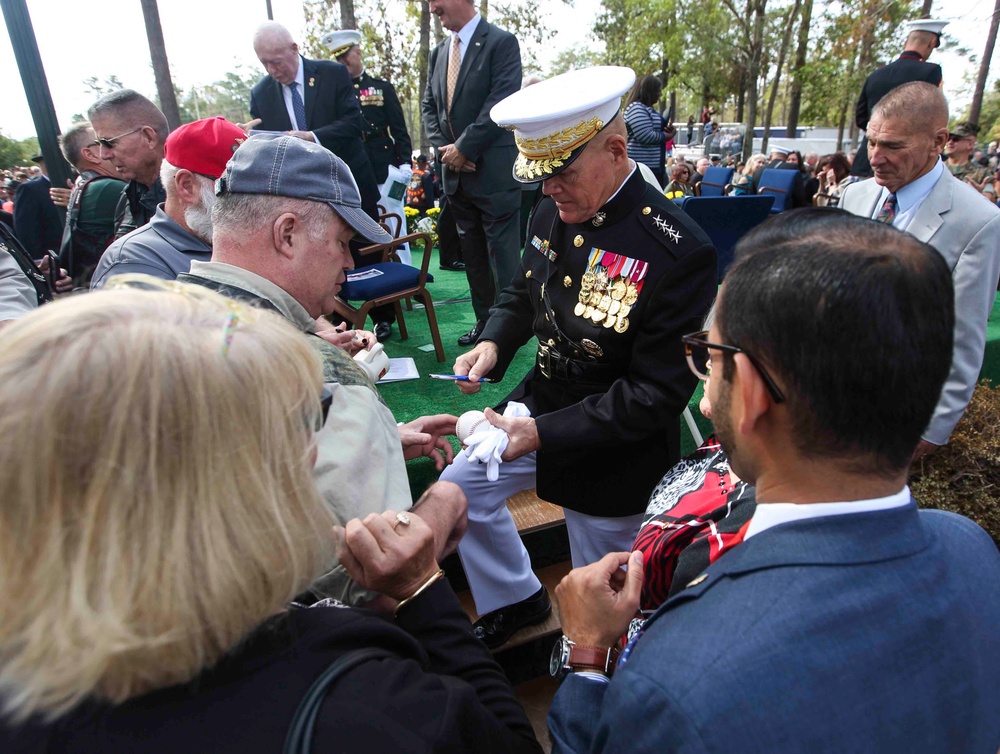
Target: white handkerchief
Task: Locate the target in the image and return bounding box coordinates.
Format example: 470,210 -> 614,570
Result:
462,402 -> 531,481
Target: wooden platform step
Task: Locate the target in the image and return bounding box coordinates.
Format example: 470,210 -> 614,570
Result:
507,489 -> 564,535
458,561 -> 571,653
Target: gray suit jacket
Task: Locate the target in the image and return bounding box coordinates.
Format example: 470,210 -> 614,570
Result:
841,170 -> 1000,444
421,17 -> 521,197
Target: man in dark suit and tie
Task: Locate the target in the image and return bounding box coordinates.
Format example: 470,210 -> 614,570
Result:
13,155 -> 63,260
422,0 -> 522,346
250,21 -> 393,341
547,210 -> 1000,752
851,18 -> 947,177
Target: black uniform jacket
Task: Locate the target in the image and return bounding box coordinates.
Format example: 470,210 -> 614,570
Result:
851,51 -> 942,176
353,70 -> 413,184
481,169 -> 717,517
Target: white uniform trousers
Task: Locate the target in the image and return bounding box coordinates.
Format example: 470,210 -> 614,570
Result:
441,449 -> 644,616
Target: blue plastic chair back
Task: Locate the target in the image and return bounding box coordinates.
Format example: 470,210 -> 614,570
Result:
699,167 -> 734,197
757,168 -> 797,212
678,195 -> 775,281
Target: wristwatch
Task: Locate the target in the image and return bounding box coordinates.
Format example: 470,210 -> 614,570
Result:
549,635 -> 618,679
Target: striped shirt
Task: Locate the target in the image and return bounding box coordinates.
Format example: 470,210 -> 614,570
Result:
625,102 -> 665,172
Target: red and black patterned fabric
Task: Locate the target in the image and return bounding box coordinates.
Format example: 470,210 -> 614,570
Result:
631,436 -> 756,612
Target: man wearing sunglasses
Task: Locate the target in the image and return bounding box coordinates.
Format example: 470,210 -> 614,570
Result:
548,209 -> 1000,753
91,117 -> 246,290
87,89 -> 169,241
944,120 -> 991,192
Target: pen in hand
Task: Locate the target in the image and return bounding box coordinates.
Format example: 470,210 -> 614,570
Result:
429,374 -> 496,383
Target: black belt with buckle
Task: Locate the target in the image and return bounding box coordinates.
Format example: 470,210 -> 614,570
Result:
536,343 -> 621,382
362,127 -> 390,142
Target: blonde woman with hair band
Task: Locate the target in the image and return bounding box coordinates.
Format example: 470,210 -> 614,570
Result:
0,282 -> 541,754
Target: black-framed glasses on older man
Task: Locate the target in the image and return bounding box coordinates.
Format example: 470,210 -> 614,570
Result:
681,330 -> 785,404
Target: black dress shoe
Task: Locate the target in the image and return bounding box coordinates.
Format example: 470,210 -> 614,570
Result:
439,260 -> 466,271
473,587 -> 552,649
374,322 -> 392,343
457,321 -> 485,347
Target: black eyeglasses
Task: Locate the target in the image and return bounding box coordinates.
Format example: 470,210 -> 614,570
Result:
312,386 -> 333,432
94,126 -> 144,150
681,330 -> 785,404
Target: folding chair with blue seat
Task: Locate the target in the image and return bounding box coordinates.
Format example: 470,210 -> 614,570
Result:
756,168 -> 797,213
696,166 -> 734,197
332,232 -> 446,362
679,195 -> 774,281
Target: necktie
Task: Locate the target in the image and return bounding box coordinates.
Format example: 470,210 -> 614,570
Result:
875,192 -> 897,225
290,82 -> 307,131
446,35 -> 461,112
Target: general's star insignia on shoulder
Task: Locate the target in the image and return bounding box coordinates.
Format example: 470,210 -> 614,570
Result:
653,214 -> 683,243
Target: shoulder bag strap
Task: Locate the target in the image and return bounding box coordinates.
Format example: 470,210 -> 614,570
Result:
282,646 -> 397,754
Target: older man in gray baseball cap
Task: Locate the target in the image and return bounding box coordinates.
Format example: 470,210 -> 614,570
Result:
176,134 -> 466,606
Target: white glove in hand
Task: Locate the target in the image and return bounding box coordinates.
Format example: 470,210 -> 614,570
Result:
462,402 -> 530,482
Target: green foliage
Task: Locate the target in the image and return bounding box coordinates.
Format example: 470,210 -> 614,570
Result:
490,0 -> 555,72
964,79 -> 1000,142
0,133 -> 38,170
549,44 -> 602,76
300,0 -> 553,148
590,0 -> 924,132
178,65 -> 264,125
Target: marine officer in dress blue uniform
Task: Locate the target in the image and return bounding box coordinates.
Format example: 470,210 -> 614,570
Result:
439,67 -> 718,648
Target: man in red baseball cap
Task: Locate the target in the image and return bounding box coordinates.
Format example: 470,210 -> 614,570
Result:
91,116 -> 246,289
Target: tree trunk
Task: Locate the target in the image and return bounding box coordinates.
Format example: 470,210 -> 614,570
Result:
837,47 -> 858,152
479,0 -> 488,18
762,0 -> 801,153
418,0 -> 431,150
850,9 -> 877,151
339,0 -> 356,29
139,0 -> 180,131
969,0 -> 1000,125
742,0 -> 767,163
920,0 -> 933,16
785,0 -> 812,137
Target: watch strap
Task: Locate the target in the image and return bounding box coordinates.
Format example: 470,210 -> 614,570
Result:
567,644 -> 617,674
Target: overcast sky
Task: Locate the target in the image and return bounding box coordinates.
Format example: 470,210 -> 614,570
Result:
0,0 -> 994,140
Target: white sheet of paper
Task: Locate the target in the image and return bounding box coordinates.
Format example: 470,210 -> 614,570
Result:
379,357 -> 420,383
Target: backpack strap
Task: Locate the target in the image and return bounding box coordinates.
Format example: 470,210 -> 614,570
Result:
1,222 -> 52,305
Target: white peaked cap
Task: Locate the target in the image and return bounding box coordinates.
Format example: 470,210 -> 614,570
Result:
490,66 -> 636,183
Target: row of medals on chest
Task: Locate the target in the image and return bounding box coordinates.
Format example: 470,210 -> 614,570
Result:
574,261 -> 642,334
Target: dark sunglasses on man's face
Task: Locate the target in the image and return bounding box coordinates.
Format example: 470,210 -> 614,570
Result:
93,126 -> 144,150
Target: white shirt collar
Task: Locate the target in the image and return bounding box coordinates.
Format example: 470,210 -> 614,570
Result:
744,486 -> 911,541
293,56 -> 305,92
453,12 -> 481,60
